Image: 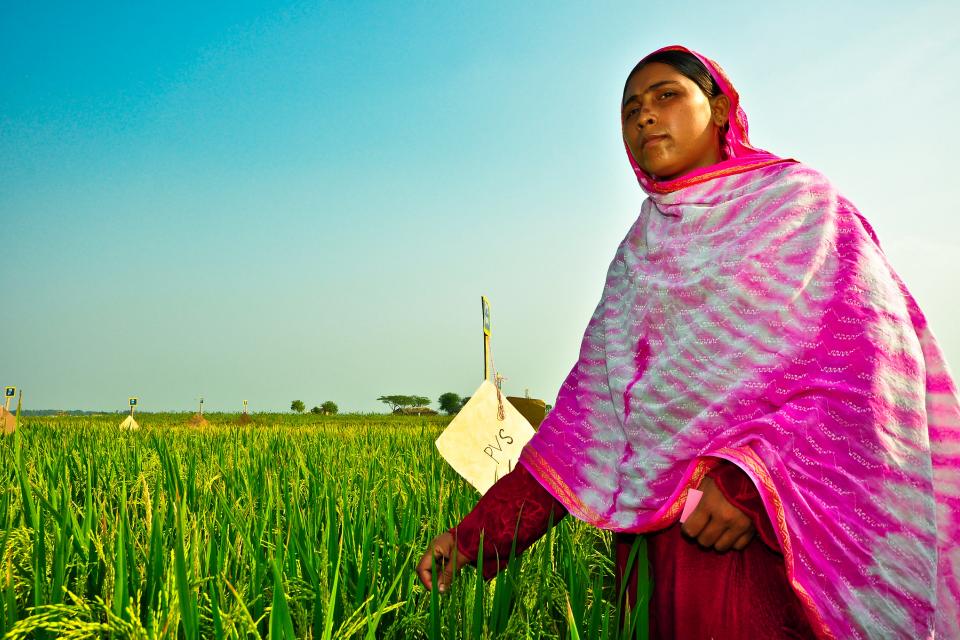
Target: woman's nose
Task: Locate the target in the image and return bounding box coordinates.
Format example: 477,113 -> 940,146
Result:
637,111 -> 655,128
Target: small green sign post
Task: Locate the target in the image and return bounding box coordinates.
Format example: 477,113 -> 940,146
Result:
482,296 -> 492,382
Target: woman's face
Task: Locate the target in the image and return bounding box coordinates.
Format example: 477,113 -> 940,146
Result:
621,62 -> 729,181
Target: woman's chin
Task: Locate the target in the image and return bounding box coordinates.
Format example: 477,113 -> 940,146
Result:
648,166 -> 680,181
651,162 -> 698,182
642,158 -> 680,181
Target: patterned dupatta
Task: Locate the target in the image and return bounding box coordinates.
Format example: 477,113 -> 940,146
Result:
518,45 -> 960,638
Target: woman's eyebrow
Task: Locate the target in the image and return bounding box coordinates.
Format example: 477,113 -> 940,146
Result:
622,80 -> 681,108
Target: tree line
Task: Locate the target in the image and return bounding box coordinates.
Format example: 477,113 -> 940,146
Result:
288,393 -> 474,415
289,400 -> 339,415
289,393 -> 552,416
376,393 -> 469,415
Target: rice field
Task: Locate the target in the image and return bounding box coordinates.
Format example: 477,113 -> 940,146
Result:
0,414 -> 649,639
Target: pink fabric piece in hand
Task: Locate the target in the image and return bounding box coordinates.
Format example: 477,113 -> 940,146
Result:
679,488 -> 703,524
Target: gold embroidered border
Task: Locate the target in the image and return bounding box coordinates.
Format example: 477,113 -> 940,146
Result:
651,158 -> 796,194
521,447 -> 605,525
713,446 -> 835,640
642,458 -> 719,531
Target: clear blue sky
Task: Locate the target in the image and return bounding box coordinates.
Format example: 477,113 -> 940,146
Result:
2,1 -> 958,412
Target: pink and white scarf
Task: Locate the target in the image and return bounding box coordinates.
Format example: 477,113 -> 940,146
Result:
519,45 -> 960,638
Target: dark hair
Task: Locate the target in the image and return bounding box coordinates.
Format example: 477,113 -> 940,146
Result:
624,50 -> 721,99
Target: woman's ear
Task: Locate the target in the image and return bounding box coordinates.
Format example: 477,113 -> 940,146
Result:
710,94 -> 731,128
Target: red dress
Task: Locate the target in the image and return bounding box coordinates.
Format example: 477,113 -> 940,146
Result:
448,460 -> 816,639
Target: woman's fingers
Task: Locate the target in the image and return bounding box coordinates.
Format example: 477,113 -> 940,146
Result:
695,519 -> 724,549
682,476 -> 758,552
712,529 -> 741,553
415,548 -> 437,590
416,533 -> 462,592
732,530 -> 755,551
680,508 -> 710,539
681,477 -> 717,539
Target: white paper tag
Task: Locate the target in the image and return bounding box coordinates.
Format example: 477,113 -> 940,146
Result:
435,379 -> 536,494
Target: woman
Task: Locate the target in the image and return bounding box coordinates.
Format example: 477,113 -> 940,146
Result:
416,45 -> 960,639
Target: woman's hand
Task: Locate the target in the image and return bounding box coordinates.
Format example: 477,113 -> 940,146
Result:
680,476 -> 755,552
415,531 -> 468,592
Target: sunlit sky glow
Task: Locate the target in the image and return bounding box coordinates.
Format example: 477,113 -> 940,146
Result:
2,1 -> 958,412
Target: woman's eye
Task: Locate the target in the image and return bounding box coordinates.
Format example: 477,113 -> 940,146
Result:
625,107 -> 639,118
659,91 -> 675,100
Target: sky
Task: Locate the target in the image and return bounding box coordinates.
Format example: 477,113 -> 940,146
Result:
2,1 -> 958,413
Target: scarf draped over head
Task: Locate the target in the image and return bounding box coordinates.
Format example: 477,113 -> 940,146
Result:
518,45 -> 960,639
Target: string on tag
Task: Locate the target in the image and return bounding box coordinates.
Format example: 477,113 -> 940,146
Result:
490,346 -> 506,422
495,375 -> 506,421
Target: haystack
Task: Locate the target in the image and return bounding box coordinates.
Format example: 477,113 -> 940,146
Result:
506,396 -> 547,429
119,415 -> 140,430
396,407 -> 438,416
189,413 -> 209,428
0,407 -> 16,435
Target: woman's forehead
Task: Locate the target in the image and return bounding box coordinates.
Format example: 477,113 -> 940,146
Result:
622,63 -> 691,104
626,62 -> 688,89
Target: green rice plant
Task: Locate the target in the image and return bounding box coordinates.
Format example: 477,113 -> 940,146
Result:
0,413 -> 651,638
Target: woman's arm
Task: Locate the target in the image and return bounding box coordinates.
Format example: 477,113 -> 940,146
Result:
449,464 -> 568,580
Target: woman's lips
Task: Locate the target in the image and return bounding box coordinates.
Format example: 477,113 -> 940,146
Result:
642,135 -> 668,148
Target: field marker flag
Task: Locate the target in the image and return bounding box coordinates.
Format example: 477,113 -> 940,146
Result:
1,386 -> 16,435
190,396 -> 209,427
121,397 -> 140,431
435,379 -> 535,495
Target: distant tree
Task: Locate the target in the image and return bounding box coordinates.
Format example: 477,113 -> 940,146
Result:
377,395 -> 431,413
310,406 -> 322,414
321,400 -> 338,415
291,400 -> 305,413
459,396 -> 471,410
438,392 -> 462,415
377,396 -> 402,412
